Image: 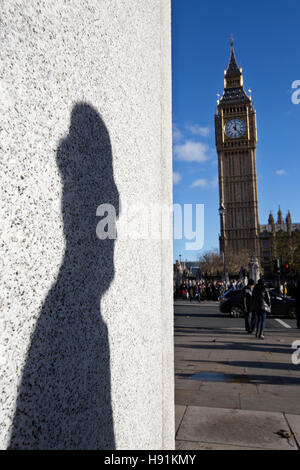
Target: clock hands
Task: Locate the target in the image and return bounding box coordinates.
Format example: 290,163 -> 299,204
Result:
226,119 -> 245,138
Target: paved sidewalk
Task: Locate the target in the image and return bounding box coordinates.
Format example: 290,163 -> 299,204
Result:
176,405 -> 300,450
174,302 -> 300,450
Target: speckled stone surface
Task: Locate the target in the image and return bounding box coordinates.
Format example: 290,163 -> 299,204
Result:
0,0 -> 173,449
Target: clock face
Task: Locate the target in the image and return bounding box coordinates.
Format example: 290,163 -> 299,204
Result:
225,119 -> 246,139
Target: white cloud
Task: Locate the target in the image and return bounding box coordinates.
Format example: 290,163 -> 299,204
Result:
173,140 -> 210,163
172,123 -> 183,143
276,169 -> 287,176
190,175 -> 218,189
173,172 -> 182,185
190,178 -> 208,188
186,124 -> 210,137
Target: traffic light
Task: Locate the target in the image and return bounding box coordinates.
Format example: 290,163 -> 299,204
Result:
285,264 -> 290,273
281,263 -> 291,275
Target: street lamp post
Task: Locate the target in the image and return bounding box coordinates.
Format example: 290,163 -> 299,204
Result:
219,204 -> 227,285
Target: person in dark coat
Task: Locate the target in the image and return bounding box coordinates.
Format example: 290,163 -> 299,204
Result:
194,282 -> 201,303
188,283 -> 194,302
218,281 -> 225,298
252,278 -> 271,339
242,279 -> 255,334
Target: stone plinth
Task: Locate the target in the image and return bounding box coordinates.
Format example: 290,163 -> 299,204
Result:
0,0 -> 173,450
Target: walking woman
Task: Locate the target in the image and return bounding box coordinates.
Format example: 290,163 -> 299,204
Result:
242,278 -> 255,334
253,279 -> 271,339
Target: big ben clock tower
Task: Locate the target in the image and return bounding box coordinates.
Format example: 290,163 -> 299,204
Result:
215,39 -> 260,259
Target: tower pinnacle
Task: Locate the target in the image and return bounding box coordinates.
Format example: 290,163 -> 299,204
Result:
277,206 -> 283,225
225,35 -> 241,78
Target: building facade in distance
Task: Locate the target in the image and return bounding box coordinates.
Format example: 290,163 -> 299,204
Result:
260,207 -> 300,275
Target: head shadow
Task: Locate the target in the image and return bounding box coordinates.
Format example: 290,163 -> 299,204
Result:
9,103 -> 119,449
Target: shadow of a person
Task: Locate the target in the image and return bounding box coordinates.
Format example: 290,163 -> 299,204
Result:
9,103 -> 118,449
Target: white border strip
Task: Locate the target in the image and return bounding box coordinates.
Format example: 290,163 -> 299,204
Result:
275,318 -> 292,329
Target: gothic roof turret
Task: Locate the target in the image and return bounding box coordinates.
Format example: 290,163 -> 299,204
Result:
277,206 -> 284,225
268,212 -> 275,225
286,210 -> 292,225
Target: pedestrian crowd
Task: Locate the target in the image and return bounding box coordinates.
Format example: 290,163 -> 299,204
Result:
174,278 -> 245,302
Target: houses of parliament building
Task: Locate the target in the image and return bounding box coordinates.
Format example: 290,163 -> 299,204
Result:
215,40 -> 300,275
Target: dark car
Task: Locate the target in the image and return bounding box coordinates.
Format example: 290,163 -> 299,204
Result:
219,288 -> 296,318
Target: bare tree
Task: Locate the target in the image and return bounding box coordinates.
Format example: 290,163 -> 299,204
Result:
198,249 -> 223,277
226,248 -> 251,277
274,231 -> 300,271
198,248 -> 251,278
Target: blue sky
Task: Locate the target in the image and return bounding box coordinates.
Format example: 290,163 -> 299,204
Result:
172,0 -> 300,262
